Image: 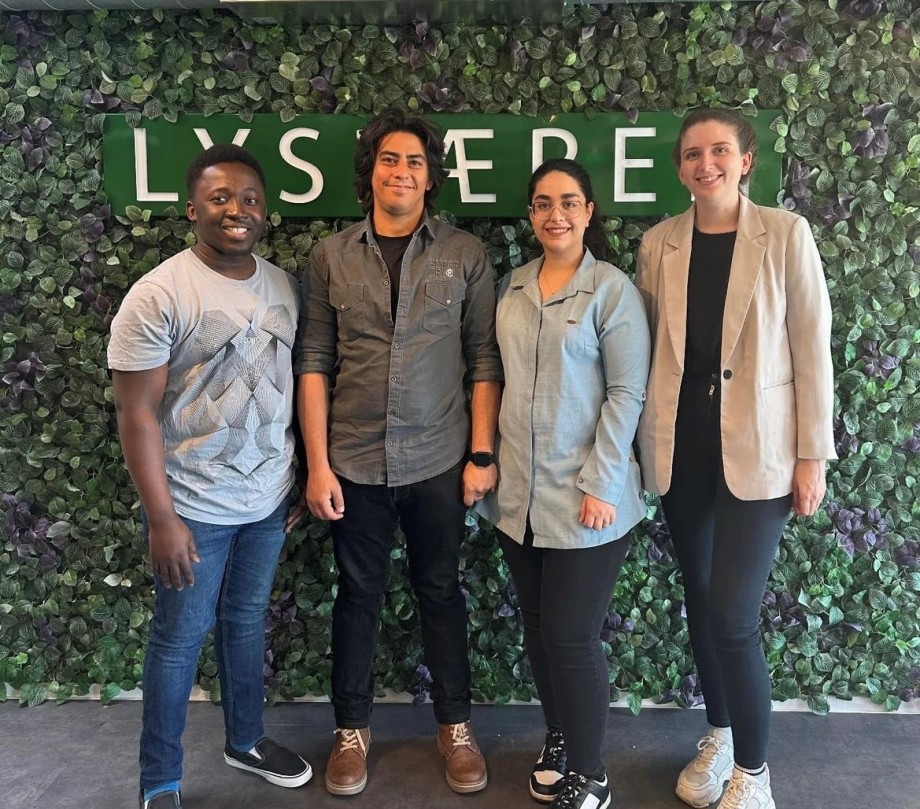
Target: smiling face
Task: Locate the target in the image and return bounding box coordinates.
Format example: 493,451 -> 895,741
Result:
370,130 -> 432,228
676,120 -> 753,204
186,161 -> 266,275
529,170 -> 594,259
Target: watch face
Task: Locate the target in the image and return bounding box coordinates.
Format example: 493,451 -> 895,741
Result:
470,452 -> 495,467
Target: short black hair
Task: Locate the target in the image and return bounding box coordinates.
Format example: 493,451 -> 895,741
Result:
185,144 -> 266,198
354,108 -> 448,213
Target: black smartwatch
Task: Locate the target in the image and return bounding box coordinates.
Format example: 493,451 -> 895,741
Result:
468,451 -> 496,468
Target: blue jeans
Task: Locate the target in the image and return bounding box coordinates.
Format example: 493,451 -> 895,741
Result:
139,500 -> 287,791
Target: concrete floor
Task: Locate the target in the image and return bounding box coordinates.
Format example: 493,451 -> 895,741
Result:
0,701 -> 917,809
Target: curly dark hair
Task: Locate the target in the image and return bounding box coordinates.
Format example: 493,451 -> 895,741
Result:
528,158 -> 609,262
354,108 -> 448,213
184,144 -> 266,198
671,107 -> 759,187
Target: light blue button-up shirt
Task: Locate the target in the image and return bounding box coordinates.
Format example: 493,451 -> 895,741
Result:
478,249 -> 650,549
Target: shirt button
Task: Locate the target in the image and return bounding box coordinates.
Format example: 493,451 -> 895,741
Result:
383,279 -> 390,286
577,476 -> 585,483
391,376 -> 398,382
446,298 -> 451,304
394,342 -> 400,349
723,370 -> 732,380
339,304 -> 346,310
386,441 -> 394,447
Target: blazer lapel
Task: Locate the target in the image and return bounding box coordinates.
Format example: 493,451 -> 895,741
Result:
721,195 -> 767,366
662,208 -> 695,370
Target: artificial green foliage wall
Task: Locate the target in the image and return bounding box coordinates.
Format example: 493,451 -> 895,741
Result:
1,1 -> 919,713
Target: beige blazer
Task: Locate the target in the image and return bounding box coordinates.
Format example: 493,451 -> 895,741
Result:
635,194 -> 836,500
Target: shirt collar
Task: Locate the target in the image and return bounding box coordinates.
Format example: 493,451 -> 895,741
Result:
358,211 -> 437,245
511,247 -> 599,299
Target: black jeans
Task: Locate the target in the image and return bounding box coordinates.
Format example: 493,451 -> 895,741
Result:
498,527 -> 630,780
330,461 -> 471,727
661,375 -> 791,769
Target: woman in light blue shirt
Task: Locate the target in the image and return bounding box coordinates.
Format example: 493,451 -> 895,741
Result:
478,159 -> 650,809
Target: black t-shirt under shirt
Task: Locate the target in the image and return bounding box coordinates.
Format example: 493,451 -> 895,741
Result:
685,228 -> 737,376
375,232 -> 413,318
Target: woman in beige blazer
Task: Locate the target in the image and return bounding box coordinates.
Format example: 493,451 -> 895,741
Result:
635,108 -> 835,809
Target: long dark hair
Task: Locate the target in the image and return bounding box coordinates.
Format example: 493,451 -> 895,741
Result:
671,108 -> 759,188
353,107 -> 449,213
527,158 -> 609,262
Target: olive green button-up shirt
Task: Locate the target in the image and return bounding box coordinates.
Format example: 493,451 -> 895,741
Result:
478,250 -> 650,549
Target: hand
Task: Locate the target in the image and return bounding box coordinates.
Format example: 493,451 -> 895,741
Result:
148,514 -> 199,590
285,493 -> 309,533
463,461 -> 498,507
306,466 -> 345,520
792,458 -> 826,516
579,494 -> 616,531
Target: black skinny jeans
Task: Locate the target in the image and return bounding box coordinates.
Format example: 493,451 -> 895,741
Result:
498,527 -> 630,780
329,460 -> 472,727
661,375 -> 791,769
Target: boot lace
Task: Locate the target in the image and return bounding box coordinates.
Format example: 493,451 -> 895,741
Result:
448,722 -> 472,747
335,728 -> 366,754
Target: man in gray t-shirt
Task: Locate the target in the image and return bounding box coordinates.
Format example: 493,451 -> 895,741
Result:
108,145 -> 311,809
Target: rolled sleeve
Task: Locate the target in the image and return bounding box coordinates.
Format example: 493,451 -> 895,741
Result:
461,241 -> 503,383
294,245 -> 337,377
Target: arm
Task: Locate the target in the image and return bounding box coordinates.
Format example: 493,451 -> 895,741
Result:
293,244 -> 345,521
785,216 -> 836,515
459,240 -> 504,506
462,379 -> 501,506
299,372 -> 344,520
113,366 -> 199,589
577,281 -> 651,525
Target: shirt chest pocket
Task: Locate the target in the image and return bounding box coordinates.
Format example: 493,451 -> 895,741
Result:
330,283 -> 366,342
423,280 -> 465,336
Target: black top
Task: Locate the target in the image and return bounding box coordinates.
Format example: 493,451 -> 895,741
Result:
684,228 -> 737,376
375,231 -> 413,317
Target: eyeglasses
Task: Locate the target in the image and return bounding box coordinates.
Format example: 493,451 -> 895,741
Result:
528,200 -> 586,219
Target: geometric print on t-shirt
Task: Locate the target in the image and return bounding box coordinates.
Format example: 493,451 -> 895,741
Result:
168,303 -> 296,477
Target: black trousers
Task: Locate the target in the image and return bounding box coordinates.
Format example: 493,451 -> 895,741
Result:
498,527 -> 630,779
329,460 -> 472,727
661,375 -> 791,769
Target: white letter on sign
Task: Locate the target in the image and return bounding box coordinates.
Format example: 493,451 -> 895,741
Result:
134,128 -> 179,203
279,128 -> 324,204
444,130 -> 496,203
192,128 -> 251,149
614,128 -> 656,203
532,128 -> 578,172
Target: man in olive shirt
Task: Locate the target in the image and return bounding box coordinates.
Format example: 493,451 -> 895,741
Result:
295,108 -> 502,796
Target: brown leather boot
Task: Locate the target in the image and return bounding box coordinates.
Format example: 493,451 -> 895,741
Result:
325,727 -> 371,796
437,721 -> 488,793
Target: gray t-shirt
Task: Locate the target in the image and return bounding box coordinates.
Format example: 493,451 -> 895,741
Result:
108,248 -> 299,524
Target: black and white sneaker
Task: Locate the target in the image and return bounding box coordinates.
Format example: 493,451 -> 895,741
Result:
548,772 -> 611,809
530,730 -> 567,803
224,737 -> 313,788
138,789 -> 181,809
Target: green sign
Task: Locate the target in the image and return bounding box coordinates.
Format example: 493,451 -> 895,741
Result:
103,112 -> 782,218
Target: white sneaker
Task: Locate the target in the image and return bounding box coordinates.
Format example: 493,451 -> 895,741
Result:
717,765 -> 775,809
676,732 -> 734,807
